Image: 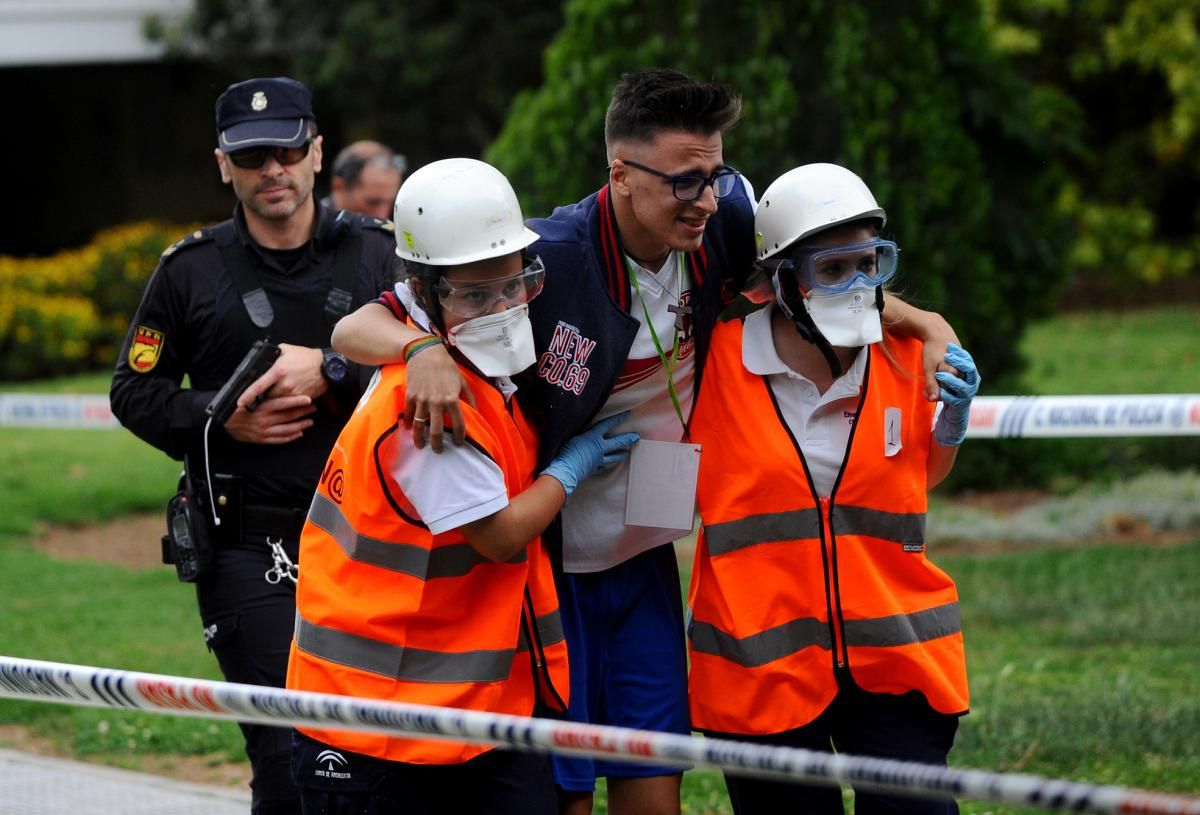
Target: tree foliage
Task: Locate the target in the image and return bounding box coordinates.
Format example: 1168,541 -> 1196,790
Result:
154,0 -> 561,163
987,0 -> 1200,293
489,0 -> 1069,386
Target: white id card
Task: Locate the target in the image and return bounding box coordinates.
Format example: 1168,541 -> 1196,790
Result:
624,439 -> 702,531
884,406 -> 903,457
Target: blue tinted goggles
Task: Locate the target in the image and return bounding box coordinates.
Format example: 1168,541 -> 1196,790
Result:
764,238 -> 899,295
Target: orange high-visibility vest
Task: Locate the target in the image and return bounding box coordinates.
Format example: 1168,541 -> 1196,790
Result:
687,316 -> 968,736
287,360 -> 569,764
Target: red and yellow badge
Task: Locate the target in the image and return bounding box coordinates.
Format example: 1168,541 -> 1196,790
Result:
128,325 -> 165,373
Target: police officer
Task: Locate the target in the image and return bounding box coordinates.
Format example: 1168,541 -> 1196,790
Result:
110,76 -> 395,815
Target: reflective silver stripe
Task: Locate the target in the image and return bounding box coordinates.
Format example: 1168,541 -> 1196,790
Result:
844,602 -> 961,648
535,609 -> 565,647
704,506 -> 926,556
295,616 -> 514,683
689,617 -> 831,668
308,493 -> 511,578
703,508 -> 821,557
831,505 -> 926,546
220,119 -> 308,148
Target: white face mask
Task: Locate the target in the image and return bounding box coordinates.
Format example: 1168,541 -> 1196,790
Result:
445,303 -> 536,377
802,284 -> 883,347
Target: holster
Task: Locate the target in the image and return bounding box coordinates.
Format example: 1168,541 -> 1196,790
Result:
160,473 -> 243,581
162,486 -> 214,583
205,472 -> 244,546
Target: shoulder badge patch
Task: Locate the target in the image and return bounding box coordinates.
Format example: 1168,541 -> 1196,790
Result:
129,325 -> 165,373
161,229 -> 209,259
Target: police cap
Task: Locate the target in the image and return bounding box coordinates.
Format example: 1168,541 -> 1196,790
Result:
215,77 -> 315,153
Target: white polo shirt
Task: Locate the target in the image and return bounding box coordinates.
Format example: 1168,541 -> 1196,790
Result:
377,291 -> 514,535
741,303 -> 867,497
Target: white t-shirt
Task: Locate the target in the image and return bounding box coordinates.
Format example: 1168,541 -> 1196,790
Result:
379,425 -> 508,535
374,294 -> 513,535
561,252 -> 697,572
741,303 -> 866,497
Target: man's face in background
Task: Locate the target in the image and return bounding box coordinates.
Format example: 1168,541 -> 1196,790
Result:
334,159 -> 403,220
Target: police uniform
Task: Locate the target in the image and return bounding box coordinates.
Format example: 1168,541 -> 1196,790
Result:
110,200 -> 394,813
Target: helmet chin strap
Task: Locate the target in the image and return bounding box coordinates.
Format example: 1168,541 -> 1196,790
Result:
774,272 -> 845,379
787,308 -> 844,379
779,284 -> 887,380
793,286 -> 884,379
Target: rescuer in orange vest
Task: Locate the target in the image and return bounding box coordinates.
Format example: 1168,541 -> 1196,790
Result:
687,163 -> 981,815
286,158 -> 639,815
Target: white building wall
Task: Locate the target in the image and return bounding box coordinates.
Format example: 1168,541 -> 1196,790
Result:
0,0 -> 192,66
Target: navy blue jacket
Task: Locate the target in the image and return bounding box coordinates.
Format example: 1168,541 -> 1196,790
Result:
517,183 -> 755,468
382,183 -> 756,469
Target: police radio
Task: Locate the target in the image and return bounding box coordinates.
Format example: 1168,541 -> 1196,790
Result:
162,468 -> 214,583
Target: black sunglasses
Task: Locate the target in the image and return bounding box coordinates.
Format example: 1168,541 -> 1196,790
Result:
618,159 -> 740,202
227,140 -> 313,170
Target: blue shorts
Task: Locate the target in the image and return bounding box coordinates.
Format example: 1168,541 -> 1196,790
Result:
551,543 -> 690,792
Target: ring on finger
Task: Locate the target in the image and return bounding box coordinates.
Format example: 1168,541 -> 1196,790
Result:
413,417 -> 430,425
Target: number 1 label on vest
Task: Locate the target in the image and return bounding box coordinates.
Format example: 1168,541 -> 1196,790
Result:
885,406 -> 903,457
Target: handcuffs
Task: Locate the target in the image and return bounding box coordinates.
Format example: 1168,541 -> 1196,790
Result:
265,536 -> 298,585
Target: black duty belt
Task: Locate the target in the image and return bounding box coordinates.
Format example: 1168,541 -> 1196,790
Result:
243,504 -> 308,538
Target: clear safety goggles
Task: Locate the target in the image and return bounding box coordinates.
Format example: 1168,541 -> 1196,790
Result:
434,255 -> 546,319
764,238 -> 899,295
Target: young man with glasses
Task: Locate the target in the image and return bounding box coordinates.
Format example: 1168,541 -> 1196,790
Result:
110,76 -> 395,815
333,68 -> 958,815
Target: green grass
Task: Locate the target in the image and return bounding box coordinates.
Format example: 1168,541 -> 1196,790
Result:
0,428 -> 181,535
948,543 -> 1200,811
1020,306 -> 1200,394
0,544 -> 242,762
948,305 -> 1200,492
0,378 -> 240,762
0,370 -> 115,394
2,307 -> 1198,808
0,367 -> 180,531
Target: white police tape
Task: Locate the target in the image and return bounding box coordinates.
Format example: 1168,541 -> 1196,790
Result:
0,656 -> 1196,814
966,395 -> 1200,439
5,393 -> 1200,438
0,394 -> 118,429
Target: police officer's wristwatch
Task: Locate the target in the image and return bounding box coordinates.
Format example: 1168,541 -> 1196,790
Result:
321,348 -> 350,385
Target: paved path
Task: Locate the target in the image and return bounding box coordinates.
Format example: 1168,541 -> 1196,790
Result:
0,748 -> 250,814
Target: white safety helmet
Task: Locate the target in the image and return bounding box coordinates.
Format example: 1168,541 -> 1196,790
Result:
755,163 -> 886,261
392,158 -> 539,266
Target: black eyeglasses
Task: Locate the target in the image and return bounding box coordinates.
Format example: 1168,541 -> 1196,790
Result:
618,159 -> 740,202
227,140 -> 313,170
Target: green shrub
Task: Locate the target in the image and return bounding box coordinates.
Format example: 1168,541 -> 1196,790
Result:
487,0 -> 1072,388
0,222 -> 200,381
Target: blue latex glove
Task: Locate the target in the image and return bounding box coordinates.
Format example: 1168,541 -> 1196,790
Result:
542,411 -> 640,498
932,342 -> 981,447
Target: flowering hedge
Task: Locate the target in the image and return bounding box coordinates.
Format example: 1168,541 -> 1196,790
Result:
0,222 -> 200,381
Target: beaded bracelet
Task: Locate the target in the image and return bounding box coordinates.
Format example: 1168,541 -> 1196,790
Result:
403,335 -> 443,362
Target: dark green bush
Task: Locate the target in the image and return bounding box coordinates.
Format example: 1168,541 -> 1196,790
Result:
488,0 -> 1073,394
